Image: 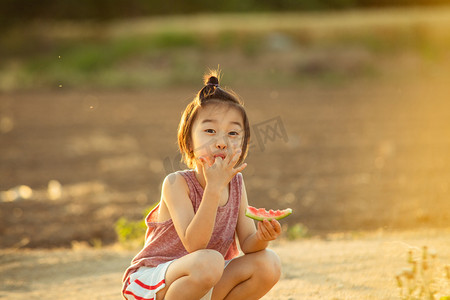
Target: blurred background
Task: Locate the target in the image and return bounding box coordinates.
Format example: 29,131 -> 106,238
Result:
1,0 -> 450,249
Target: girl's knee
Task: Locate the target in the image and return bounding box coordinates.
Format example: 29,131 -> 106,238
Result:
193,249 -> 225,268
254,249 -> 282,284
191,249 -> 224,286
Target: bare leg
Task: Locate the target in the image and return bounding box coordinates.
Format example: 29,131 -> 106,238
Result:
156,249 -> 224,300
211,249 -> 281,300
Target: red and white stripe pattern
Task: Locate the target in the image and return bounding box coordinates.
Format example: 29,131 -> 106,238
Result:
123,261 -> 172,300
124,278 -> 165,300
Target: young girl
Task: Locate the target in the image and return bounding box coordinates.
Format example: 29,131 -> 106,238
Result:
122,70 -> 282,300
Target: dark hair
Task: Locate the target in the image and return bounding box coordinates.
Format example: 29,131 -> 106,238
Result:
177,69 -> 251,169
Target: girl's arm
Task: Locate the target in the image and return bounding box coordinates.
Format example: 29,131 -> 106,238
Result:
161,172 -> 222,253
162,148 -> 246,253
236,177 -> 282,254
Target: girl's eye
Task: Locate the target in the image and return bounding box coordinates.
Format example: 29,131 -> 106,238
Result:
205,129 -> 215,134
229,131 -> 239,136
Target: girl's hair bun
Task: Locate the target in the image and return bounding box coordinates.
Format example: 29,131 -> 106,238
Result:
205,75 -> 219,86
203,69 -> 220,87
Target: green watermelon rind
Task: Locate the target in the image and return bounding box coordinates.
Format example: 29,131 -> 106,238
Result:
245,207 -> 293,221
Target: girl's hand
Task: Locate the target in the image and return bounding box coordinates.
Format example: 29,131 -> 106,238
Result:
256,219 -> 282,241
198,147 -> 247,189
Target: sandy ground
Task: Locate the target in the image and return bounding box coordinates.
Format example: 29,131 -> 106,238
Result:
1,229 -> 449,300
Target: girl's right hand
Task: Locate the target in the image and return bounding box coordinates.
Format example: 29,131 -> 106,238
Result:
198,147 -> 247,189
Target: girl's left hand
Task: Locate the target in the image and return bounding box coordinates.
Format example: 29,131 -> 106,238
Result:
256,219 -> 282,241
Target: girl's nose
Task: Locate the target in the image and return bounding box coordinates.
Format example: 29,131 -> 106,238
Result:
216,142 -> 227,150
215,137 -> 228,150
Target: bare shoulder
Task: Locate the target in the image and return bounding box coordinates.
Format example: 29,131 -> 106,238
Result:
162,172 -> 190,199
158,172 -> 192,221
237,172 -> 245,182
237,172 -> 249,210
237,172 -> 246,189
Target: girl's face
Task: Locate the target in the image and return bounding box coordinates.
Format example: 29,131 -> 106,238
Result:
190,103 -> 244,166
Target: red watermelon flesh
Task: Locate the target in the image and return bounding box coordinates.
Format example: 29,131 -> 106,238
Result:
245,205 -> 292,221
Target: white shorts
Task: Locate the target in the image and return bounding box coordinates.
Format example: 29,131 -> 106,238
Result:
124,259 -> 234,300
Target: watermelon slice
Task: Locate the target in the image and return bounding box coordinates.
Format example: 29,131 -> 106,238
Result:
245,205 -> 292,221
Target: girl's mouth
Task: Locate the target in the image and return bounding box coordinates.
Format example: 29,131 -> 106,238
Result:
213,153 -> 226,160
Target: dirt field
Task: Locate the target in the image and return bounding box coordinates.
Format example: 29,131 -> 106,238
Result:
2,7 -> 450,300
1,72 -> 450,248
1,229 -> 449,299
1,46 -> 450,299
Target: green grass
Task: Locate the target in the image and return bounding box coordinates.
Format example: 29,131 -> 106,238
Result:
2,7 -> 450,91
115,204 -> 157,249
